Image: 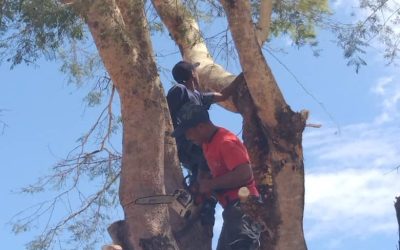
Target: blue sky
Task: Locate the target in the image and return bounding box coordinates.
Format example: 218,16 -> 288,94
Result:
1,1 -> 400,249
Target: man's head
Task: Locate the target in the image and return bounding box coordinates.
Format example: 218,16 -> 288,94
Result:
172,61 -> 200,86
172,103 -> 213,145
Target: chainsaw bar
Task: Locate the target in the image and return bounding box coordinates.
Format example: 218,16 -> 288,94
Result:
135,195 -> 176,205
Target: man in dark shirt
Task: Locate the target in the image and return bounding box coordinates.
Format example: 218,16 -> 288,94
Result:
166,61 -> 236,234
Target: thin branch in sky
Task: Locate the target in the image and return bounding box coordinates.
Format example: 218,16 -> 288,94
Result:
263,47 -> 341,134
0,109 -> 9,135
9,73 -> 123,249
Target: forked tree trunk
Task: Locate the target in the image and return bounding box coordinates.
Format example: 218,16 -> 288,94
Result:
152,0 -> 308,249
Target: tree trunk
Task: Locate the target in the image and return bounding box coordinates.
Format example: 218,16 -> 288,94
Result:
83,0 -> 177,248
219,1 -> 307,249
79,0 -> 213,248
108,3 -> 203,247
231,75 -> 307,250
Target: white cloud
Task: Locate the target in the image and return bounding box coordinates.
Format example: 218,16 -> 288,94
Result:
305,169 -> 399,225
303,119 -> 400,248
302,71 -> 400,245
304,169 -> 399,249
304,123 -> 400,171
371,76 -> 400,124
371,76 -> 393,95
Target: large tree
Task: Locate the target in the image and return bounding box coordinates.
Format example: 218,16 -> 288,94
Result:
2,0 -> 399,249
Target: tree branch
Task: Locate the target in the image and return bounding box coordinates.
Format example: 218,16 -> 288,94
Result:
256,0 -> 273,46
0,109 -> 8,134
220,0 -> 287,128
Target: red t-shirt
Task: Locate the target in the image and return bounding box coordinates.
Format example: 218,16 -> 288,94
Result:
202,127 -> 259,208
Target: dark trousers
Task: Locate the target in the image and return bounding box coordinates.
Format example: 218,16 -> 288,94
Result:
217,202 -> 261,250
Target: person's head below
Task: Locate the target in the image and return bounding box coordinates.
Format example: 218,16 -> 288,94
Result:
172,103 -> 216,145
172,61 -> 200,90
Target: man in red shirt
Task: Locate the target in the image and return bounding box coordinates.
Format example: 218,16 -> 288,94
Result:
172,103 -> 261,250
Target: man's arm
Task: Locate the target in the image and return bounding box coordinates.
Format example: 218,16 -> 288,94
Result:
198,164 -> 253,194
210,92 -> 225,103
211,75 -> 240,102
202,77 -> 240,104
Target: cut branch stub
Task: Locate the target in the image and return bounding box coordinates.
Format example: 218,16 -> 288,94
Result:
107,220 -> 134,249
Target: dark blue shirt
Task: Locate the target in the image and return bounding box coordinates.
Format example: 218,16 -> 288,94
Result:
167,84 -> 214,128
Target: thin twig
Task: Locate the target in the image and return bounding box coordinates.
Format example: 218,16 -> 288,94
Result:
263,47 -> 341,134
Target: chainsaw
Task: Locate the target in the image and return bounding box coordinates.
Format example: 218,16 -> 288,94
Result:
134,189 -> 194,219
